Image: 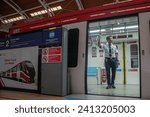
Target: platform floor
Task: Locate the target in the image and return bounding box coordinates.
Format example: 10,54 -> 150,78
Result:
0,90 -> 139,100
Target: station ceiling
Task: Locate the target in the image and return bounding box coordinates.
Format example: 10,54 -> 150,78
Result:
0,0 -> 129,32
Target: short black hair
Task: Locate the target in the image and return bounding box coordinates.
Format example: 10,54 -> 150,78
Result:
106,36 -> 113,40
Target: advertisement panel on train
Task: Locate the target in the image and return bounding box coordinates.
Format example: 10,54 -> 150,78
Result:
0,46 -> 38,90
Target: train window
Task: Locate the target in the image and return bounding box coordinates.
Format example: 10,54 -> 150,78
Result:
12,67 -> 17,72
8,70 -> 10,74
17,65 -> 20,71
68,28 -> 79,67
20,64 -> 23,71
130,44 -> 138,68
2,72 -> 5,77
21,64 -> 25,72
26,62 -> 33,68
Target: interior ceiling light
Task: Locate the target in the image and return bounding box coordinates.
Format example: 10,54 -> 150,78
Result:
112,25 -> 138,30
89,25 -> 138,33
89,29 -> 106,33
30,5 -> 62,17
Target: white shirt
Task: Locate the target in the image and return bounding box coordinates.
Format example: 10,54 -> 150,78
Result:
100,43 -> 118,58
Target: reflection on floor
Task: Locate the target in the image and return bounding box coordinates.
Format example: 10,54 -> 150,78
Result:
87,84 -> 140,97
0,90 -> 139,100
87,76 -> 140,97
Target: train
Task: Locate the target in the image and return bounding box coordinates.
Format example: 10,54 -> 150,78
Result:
0,61 -> 35,84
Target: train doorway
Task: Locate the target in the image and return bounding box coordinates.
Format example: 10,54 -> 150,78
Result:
86,16 -> 140,97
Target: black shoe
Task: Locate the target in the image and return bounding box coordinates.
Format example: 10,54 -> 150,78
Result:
111,85 -> 116,88
106,85 -> 111,89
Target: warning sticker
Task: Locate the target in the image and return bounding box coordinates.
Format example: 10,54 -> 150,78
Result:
42,46 -> 62,63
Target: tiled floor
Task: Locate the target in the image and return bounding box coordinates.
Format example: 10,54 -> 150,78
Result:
87,84 -> 140,97
0,90 -> 139,100
87,76 -> 140,97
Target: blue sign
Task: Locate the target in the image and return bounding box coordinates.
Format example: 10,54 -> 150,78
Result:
42,27 -> 62,45
0,38 -> 10,50
0,27 -> 63,50
10,31 -> 43,48
0,31 -> 42,50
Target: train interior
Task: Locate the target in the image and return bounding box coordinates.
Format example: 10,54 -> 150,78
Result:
87,16 -> 140,97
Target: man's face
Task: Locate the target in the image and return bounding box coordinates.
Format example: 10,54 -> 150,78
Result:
107,37 -> 112,44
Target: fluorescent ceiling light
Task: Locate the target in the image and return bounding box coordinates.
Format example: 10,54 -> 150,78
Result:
30,13 -> 35,17
34,12 -> 38,16
126,25 -> 138,29
89,29 -> 106,33
30,6 -> 62,17
112,25 -> 138,30
1,20 -> 4,23
41,10 -> 47,14
1,16 -> 25,24
1,5 -> 62,24
8,19 -> 11,22
89,25 -> 138,33
37,11 -> 42,15
52,7 -> 57,11
112,27 -> 124,30
89,30 -> 100,33
4,20 -> 8,23
57,6 -> 62,10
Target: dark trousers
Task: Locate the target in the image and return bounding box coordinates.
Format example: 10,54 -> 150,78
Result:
105,58 -> 117,86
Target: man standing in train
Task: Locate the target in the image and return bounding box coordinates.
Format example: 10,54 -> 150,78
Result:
98,36 -> 118,89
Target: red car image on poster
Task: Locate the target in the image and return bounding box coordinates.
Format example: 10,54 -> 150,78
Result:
0,61 -> 36,87
0,46 -> 38,90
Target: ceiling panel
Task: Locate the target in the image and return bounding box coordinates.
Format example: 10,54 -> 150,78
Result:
0,1 -> 16,15
53,0 -> 78,16
0,0 -> 130,32
82,0 -> 115,8
11,0 -> 41,10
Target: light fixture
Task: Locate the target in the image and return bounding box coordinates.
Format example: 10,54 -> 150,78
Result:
89,25 -> 138,33
112,25 -> 138,30
126,25 -> 138,29
1,5 -> 62,24
89,29 -> 106,33
30,6 -> 62,17
1,16 -> 25,24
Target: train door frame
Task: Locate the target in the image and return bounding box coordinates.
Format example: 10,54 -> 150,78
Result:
85,14 -> 141,98
137,15 -> 142,98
